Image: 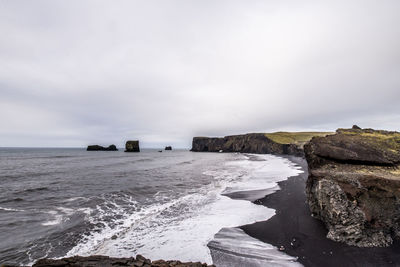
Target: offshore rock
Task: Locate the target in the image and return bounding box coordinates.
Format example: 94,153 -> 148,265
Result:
165,146 -> 172,150
87,144 -> 118,151
191,133 -> 304,156
125,140 -> 140,152
28,255 -> 214,267
304,127 -> 400,247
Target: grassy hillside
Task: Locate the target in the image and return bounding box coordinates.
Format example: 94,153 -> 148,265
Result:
265,131 -> 333,147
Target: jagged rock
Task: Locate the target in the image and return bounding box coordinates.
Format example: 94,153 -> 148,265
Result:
87,144 -> 118,151
304,127 -> 400,247
191,133 -> 304,156
29,255 -> 214,267
125,140 -> 140,152
165,146 -> 172,150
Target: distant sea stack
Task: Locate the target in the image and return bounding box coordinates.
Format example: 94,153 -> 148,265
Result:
305,126 -> 400,247
125,140 -> 140,152
87,144 -> 118,151
165,146 -> 172,150
191,132 -> 330,156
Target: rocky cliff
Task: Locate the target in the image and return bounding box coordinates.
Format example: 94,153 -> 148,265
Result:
125,140 -> 140,152
191,133 -> 322,156
304,126 -> 400,247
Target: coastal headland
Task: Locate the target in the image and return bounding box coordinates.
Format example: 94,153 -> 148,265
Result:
191,132 -> 331,156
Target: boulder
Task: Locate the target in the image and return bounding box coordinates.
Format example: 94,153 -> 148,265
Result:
304,127 -> 400,247
125,140 -> 140,152
165,146 -> 172,150
87,144 -> 118,151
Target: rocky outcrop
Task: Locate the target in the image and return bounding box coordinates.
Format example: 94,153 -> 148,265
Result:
87,144 -> 118,151
20,255 -> 214,267
125,140 -> 140,152
304,127 -> 400,247
191,133 -> 304,156
165,146 -> 172,150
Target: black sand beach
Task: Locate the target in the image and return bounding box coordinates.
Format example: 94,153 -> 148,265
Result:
240,156 -> 400,267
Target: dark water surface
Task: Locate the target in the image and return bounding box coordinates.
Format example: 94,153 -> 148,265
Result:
0,148 -> 302,266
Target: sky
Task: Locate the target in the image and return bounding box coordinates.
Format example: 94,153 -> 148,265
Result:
0,0 -> 399,148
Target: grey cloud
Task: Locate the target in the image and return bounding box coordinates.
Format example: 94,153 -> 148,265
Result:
0,0 -> 399,148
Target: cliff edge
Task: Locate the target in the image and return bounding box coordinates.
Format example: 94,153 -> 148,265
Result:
191,132 -> 330,156
304,126 -> 400,247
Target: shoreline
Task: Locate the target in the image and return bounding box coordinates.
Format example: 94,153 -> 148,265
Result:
6,153 -> 400,267
240,155 -> 400,267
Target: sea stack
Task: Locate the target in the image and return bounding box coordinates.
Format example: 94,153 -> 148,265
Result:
87,144 -> 118,151
125,140 -> 140,152
165,146 -> 172,150
304,127 -> 400,247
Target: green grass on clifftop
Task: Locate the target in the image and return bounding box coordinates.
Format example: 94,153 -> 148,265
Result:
265,132 -> 333,147
337,128 -> 400,153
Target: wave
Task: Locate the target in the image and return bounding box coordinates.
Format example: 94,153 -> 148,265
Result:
41,207 -> 93,226
0,197 -> 24,204
63,153 -> 303,265
24,187 -> 50,193
208,228 -> 302,267
0,206 -> 25,212
177,160 -> 194,165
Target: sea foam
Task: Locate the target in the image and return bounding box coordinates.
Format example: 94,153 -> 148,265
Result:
65,154 -> 303,265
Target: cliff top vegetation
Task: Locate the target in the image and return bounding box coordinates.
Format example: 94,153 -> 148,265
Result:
265,132 -> 333,147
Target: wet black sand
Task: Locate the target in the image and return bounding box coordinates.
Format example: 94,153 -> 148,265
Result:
240,156 -> 400,267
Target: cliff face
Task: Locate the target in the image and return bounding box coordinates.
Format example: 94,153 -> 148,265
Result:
125,140 -> 140,152
304,127 -> 400,247
191,133 -> 304,156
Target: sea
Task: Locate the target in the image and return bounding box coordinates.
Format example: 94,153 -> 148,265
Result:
0,148 -> 303,266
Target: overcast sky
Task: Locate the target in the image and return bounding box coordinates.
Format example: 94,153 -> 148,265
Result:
1,0 -> 399,148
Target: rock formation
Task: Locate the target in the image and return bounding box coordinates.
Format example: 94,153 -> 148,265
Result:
304,127 -> 400,247
6,254 -> 214,267
87,144 -> 118,151
165,146 -> 172,150
191,133 -> 304,156
125,140 -> 140,152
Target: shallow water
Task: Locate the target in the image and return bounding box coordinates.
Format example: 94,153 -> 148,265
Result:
0,148 -> 302,266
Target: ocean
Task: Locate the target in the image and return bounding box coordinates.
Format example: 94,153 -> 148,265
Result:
0,148 -> 303,266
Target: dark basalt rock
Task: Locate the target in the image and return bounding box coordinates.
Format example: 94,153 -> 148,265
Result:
125,140 -> 140,152
87,144 -> 118,151
304,127 -> 400,247
306,128 -> 400,167
29,255 -> 214,267
191,133 -> 304,156
165,146 -> 172,150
